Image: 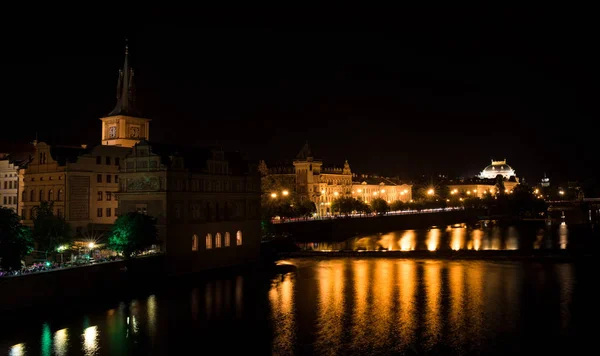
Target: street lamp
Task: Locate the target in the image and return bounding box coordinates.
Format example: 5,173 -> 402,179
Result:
427,189 -> 434,196
270,193 -> 277,198
282,190 -> 289,196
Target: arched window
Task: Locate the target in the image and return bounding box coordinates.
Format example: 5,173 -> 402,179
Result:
224,232 -> 231,247
206,234 -> 212,249
236,230 -> 242,246
30,189 -> 35,202
192,234 -> 198,251
39,189 -> 44,202
215,233 -> 222,248
57,189 -> 63,201
22,190 -> 26,202
48,189 -> 54,201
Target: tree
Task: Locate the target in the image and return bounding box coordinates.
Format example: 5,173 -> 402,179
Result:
495,175 -> 506,195
371,198 -> 390,215
390,200 -> 405,211
108,212 -> 158,258
331,197 -> 357,215
32,201 -> 72,260
0,207 -> 34,270
295,199 -> 316,217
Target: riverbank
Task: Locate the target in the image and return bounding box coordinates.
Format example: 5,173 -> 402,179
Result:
279,249 -> 593,261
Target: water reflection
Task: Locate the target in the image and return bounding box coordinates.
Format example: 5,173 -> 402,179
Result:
559,222 -> 568,249
450,227 -> 466,250
398,260 -> 416,349
426,228 -> 441,251
53,328 -> 69,356
9,343 -> 25,356
424,261 -> 442,348
269,273 -> 295,355
82,326 -> 99,356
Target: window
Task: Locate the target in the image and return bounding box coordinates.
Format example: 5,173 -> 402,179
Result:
115,157 -> 120,166
57,208 -> 62,218
106,191 -> 112,201
96,156 -> 101,164
48,189 -> 54,201
106,208 -> 111,217
236,230 -> 242,246
106,156 -> 111,165
191,204 -> 200,219
206,234 -> 212,249
114,208 -> 119,216
192,234 -> 198,251
225,232 -> 231,247
39,189 -> 44,202
57,189 -> 63,201
107,175 -> 112,183
98,191 -> 103,201
22,190 -> 26,202
97,174 -> 102,183
30,208 -> 35,220
21,209 -> 26,219
115,175 -> 119,183
215,233 -> 222,248
3,197 -> 6,204
97,208 -> 102,217
136,204 -> 147,215
3,181 -> 6,189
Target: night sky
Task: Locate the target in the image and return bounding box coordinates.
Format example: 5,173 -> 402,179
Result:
6,8 -> 598,184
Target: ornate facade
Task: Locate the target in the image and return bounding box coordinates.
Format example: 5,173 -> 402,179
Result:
117,140 -> 261,274
261,143 -> 412,216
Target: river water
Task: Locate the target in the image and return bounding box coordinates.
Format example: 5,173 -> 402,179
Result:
0,223 -> 595,355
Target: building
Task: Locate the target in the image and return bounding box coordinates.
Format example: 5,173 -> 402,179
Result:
261,143 -> 412,216
447,159 -> 520,198
18,142 -> 130,233
0,150 -> 33,211
479,159 -> 517,180
117,140 -> 261,274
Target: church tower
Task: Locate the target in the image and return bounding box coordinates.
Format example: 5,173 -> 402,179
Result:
100,40 -> 151,147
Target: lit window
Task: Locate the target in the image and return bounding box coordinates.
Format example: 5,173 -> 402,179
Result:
48,189 -> 54,201
215,233 -> 222,248
224,232 -> 230,247
57,189 -> 63,201
236,230 -> 242,246
39,189 -> 44,202
192,234 -> 198,251
97,208 -> 102,217
98,191 -> 103,201
106,192 -> 112,201
206,234 -> 213,249
106,208 -> 111,217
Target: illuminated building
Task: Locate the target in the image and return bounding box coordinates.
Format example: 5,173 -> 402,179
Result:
0,149 -> 32,211
447,159 -> 520,197
117,141 -> 261,273
479,159 -> 517,180
260,143 -> 412,216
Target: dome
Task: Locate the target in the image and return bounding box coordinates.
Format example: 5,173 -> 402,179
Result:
479,159 -> 516,179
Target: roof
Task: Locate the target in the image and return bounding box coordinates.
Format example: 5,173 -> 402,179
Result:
352,176 -> 406,186
107,41 -> 142,117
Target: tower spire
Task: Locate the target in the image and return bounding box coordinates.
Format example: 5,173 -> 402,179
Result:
108,38 -> 141,117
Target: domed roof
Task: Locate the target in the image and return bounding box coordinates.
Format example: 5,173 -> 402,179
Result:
479,159 -> 516,179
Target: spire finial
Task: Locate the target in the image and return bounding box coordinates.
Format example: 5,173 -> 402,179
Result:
125,38 -> 129,55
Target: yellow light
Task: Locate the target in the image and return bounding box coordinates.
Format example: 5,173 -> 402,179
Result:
400,192 -> 405,195
270,193 -> 277,198
387,200 -> 391,203
334,192 -> 339,196
446,199 -> 450,202
351,190 -> 355,193
404,189 -> 408,193
459,198 -> 463,201
357,189 -> 362,193
373,192 -> 378,196
559,191 -> 564,195
473,189 -> 477,193
88,242 -> 95,249
427,189 -> 434,195
381,189 -> 385,193
282,190 -> 289,196
534,189 -> 539,194
321,190 -> 325,194
466,191 -> 471,195
451,191 -> 455,195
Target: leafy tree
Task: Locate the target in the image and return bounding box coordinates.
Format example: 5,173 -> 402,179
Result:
331,197 -> 357,215
0,207 -> 34,270
107,212 -> 158,258
32,201 -> 72,260
353,199 -> 371,214
390,200 -> 405,211
495,175 -> 506,195
370,198 -> 390,215
295,199 -> 317,217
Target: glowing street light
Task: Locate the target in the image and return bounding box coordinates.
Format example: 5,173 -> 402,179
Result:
270,193 -> 277,198
333,191 -> 339,196
559,190 -> 565,196
427,189 -> 434,196
282,190 -> 289,196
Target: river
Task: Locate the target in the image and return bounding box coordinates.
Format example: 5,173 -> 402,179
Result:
0,223 -> 596,355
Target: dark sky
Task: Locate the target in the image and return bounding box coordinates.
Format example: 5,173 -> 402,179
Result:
6,8 -> 598,184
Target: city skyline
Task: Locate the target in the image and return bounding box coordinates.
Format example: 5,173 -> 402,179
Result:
5,8 -> 598,184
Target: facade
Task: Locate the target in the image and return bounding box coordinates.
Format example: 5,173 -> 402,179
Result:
261,143 -> 412,216
479,159 -> 517,180
117,140 -> 261,274
18,142 -> 130,232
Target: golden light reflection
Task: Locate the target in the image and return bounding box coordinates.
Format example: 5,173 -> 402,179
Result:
450,227 -> 466,250
483,227 -> 502,250
470,229 -> 482,250
534,229 -> 544,249
9,343 -> 25,356
424,261 -> 442,349
397,260 -> 416,348
205,282 -> 213,319
82,326 -> 99,356
147,295 -> 157,339
426,228 -> 441,251
269,273 -> 295,355
378,233 -> 397,251
449,263 -> 466,348
559,222 -> 568,249
351,260 -> 369,349
53,328 -> 69,356
315,261 -> 345,354
466,262 -> 485,350
555,264 -> 573,332
191,287 -> 199,320
505,226 -> 519,250
372,260 -> 393,349
399,230 -> 416,251
235,276 -> 243,318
